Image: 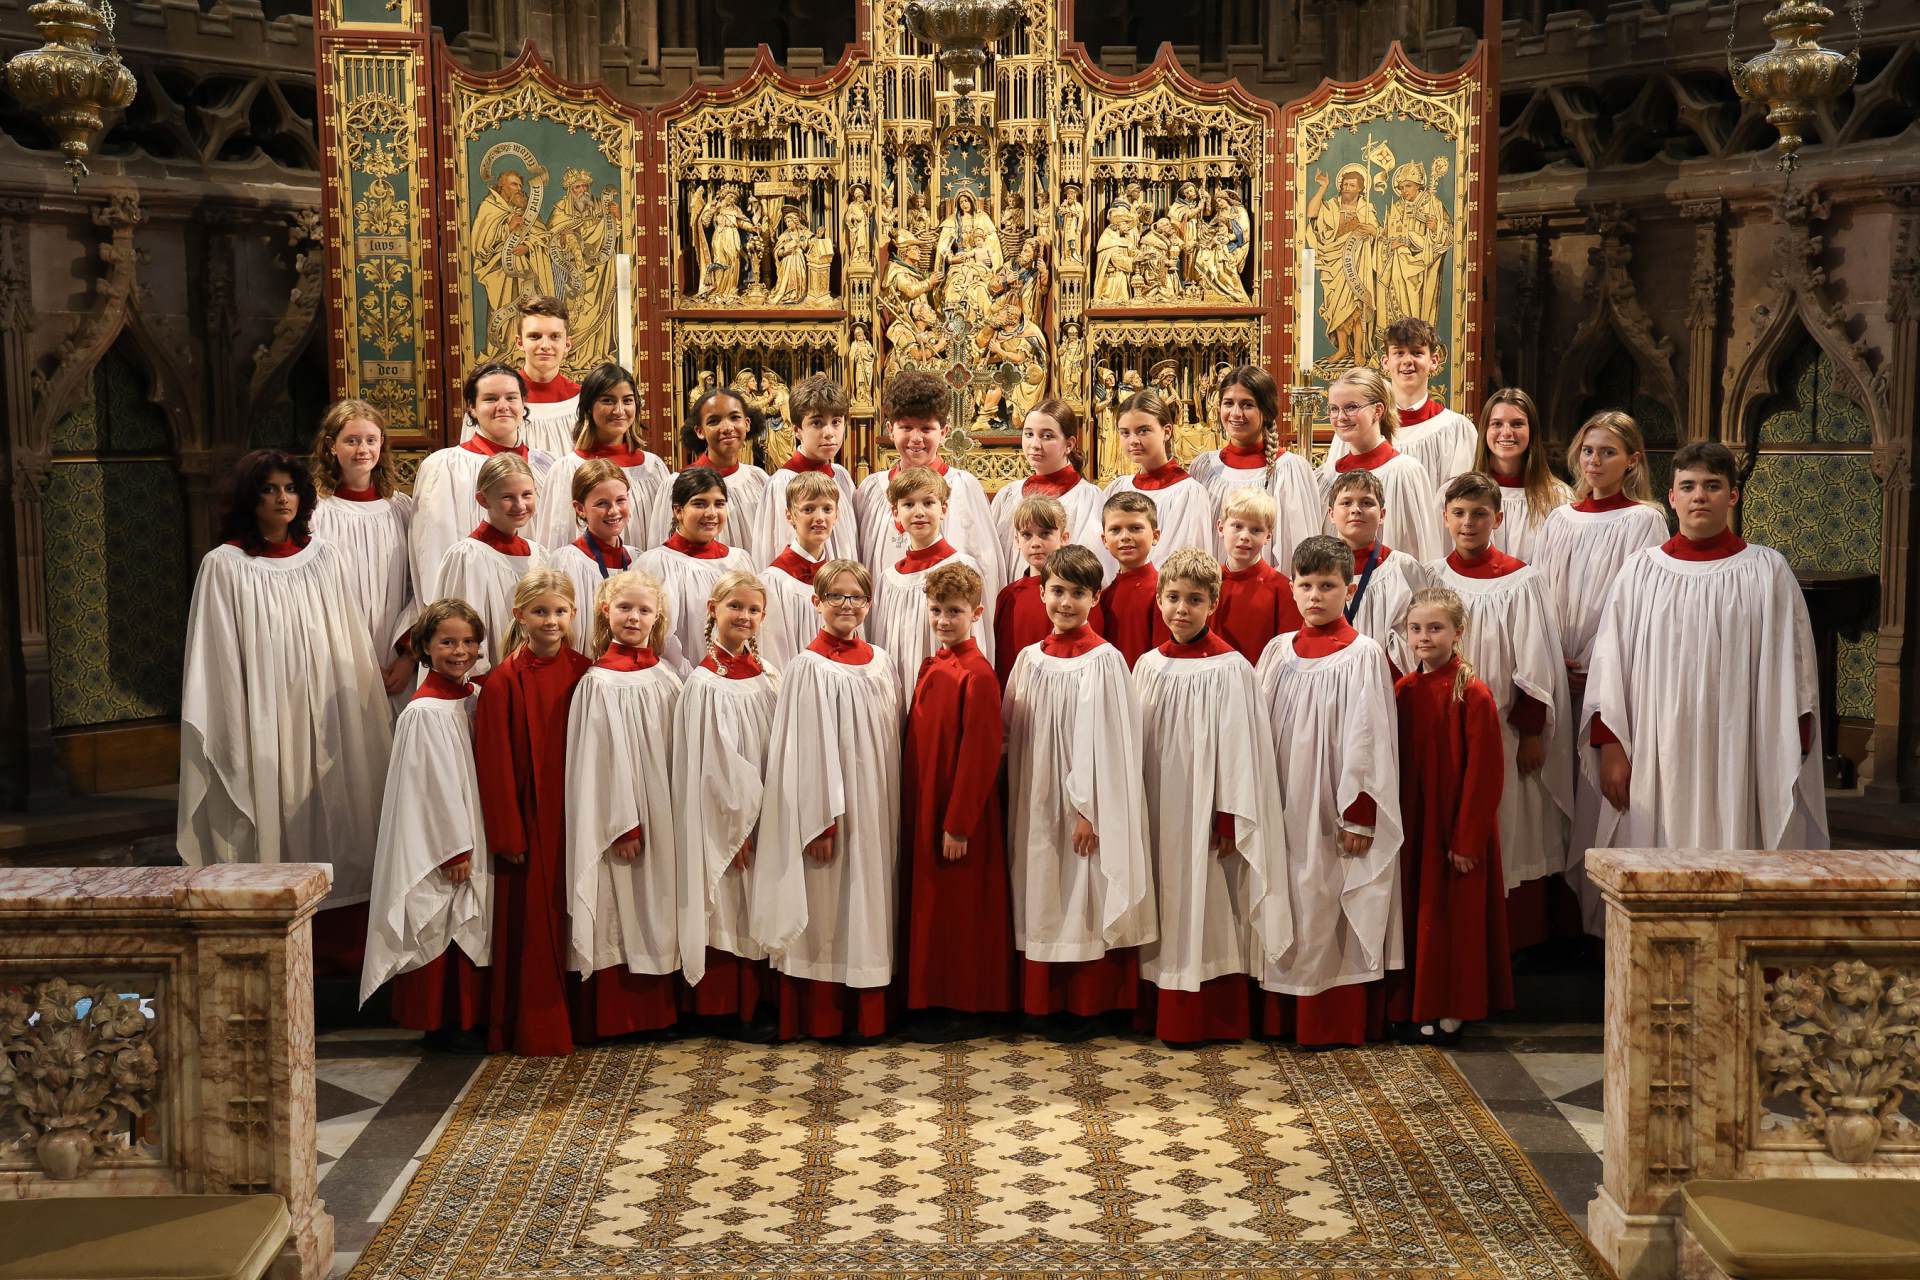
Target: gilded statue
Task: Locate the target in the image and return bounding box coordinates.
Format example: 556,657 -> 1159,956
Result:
1306,163 -> 1381,368
1167,180 -> 1206,276
1379,159 -> 1452,330
804,225 -> 836,305
770,208 -> 814,305
1136,216 -> 1183,300
1058,184 -> 1086,266
935,190 -> 1002,283
1093,364 -> 1121,477
1093,206 -> 1138,304
472,160 -> 553,358
998,192 -> 1027,264
1216,187 -> 1251,273
998,237 -> 1051,322
546,167 -> 621,367
690,182 -> 762,301
1193,217 -> 1249,303
849,322 -> 877,413
689,369 -> 717,415
944,226 -> 1001,327
843,184 -> 874,271
973,293 -> 1050,429
1055,320 -> 1087,409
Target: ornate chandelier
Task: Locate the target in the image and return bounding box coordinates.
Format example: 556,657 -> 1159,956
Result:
1727,0 -> 1862,172
4,0 -> 137,188
903,0 -> 1021,105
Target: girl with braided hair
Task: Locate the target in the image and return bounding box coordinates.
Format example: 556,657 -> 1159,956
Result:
1188,364 -> 1322,571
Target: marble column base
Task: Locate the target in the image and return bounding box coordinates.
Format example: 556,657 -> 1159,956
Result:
1587,1187 -> 1676,1280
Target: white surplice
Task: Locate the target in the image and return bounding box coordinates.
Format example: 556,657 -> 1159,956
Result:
1003,642 -> 1158,961
673,664 -> 776,985
1095,473 -> 1216,579
749,648 -> 902,986
633,542 -> 756,675
759,553 -> 826,673
988,474 -> 1105,564
1253,633 -> 1403,995
1491,480 -> 1572,567
565,662 -> 683,975
313,492 -> 416,665
1191,449 -> 1325,572
359,691 -> 491,1004
1347,548 -> 1429,677
1428,559 -> 1575,888
1132,648 -> 1290,990
1579,543 -> 1828,854
177,540 -> 393,906
529,450 -> 671,553
545,540 -> 640,629
1537,502 -> 1670,672
869,548 -> 995,705
855,466 -> 1005,597
411,444 -> 555,602
1318,452 -> 1445,562
1326,405 -> 1478,489
642,464 -> 771,551
434,537 -> 546,674
747,464 -> 861,568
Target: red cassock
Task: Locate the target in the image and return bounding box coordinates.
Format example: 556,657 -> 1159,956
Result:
1214,561 -> 1304,665
1388,659 -> 1514,1023
474,645 -> 593,1056
1098,564 -> 1170,669
901,639 -> 1016,1013
993,576 -> 1105,686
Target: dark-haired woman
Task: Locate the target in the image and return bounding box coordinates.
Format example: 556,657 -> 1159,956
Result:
410,362 -> 543,602
634,467 -> 754,674
530,363 -> 671,553
178,449 -> 394,936
646,385 -> 772,548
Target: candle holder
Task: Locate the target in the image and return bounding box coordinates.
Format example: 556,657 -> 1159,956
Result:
3,0 -> 136,188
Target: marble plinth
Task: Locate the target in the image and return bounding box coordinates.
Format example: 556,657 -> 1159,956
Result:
0,865 -> 334,1280
1586,848 -> 1920,1280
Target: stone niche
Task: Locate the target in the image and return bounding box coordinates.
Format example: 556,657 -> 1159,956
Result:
0,865 -> 334,1280
1586,848 -> 1920,1280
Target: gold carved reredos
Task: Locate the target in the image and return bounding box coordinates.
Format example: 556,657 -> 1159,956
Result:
1087,318 -> 1263,347
870,0 -> 1055,61
672,321 -> 844,351
341,93 -> 410,177
1086,86 -> 1264,173
1297,77 -> 1466,164
453,79 -> 632,167
667,82 -> 841,178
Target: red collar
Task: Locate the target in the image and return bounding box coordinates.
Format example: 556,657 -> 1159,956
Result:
932,638 -> 982,666
571,533 -> 631,568
895,538 -> 956,574
1352,542 -> 1391,575
1023,464 -> 1083,497
808,629 -> 875,664
1223,560 -> 1280,585
1447,545 -> 1526,578
334,484 -> 382,502
595,641 -> 660,672
1663,527 -> 1747,561
1398,397 -> 1443,426
1493,469 -> 1527,488
1040,625 -> 1103,658
664,532 -> 730,559
890,458 -> 950,477
1161,629 -> 1233,659
1575,491 -> 1637,514
227,533 -> 308,558
523,371 -> 580,403
1133,459 -> 1190,491
694,453 -> 741,478
699,646 -> 765,679
1108,562 -> 1158,593
471,523 -> 531,556
577,442 -> 650,468
1293,616 -> 1359,656
1334,440 -> 1398,472
460,434 -> 526,459
1220,442 -> 1267,469
770,544 -> 825,584
782,452 -> 834,475
412,669 -> 472,701
1415,655 -> 1463,683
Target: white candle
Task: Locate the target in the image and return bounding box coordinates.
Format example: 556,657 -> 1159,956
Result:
615,253 -> 634,373
1298,245 -> 1315,373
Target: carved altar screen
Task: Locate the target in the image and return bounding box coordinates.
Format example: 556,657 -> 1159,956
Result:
316,2 -> 1493,486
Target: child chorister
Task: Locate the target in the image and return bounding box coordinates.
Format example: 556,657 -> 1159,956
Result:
1327,469 -> 1429,676
760,471 -> 840,670
1097,491 -> 1170,667
1476,389 -> 1570,566
1390,587 -> 1512,1044
1255,536 -> 1403,1048
473,568 -> 593,1056
309,400 -> 418,710
545,458 -> 638,618
636,466 -> 755,673
747,374 -> 862,566
1325,318 -> 1479,490
1427,472 -> 1573,949
565,569 -> 683,1040
1188,365 -> 1322,571
675,571 -> 779,1034
412,363 -> 545,601
994,494 -> 1106,686
435,452 -> 546,676
1096,388 -> 1214,575
1003,545 -> 1157,1036
361,600 -> 493,1050
870,466 -> 993,704
1212,487 -> 1303,664
531,363 -> 670,553
751,559 -> 902,1041
656,387 -> 773,547
901,563 -> 1016,1037
988,400 -> 1105,558
858,368 -> 1005,595
1133,550 -> 1289,1046
1316,367 -> 1444,562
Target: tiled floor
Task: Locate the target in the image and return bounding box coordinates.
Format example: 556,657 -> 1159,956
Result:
315,1016 -> 1605,1277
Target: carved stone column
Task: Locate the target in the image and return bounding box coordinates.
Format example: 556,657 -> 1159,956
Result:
1870,188 -> 1920,801
1681,199 -> 1723,443
1504,215 -> 1547,402
0,198 -> 36,807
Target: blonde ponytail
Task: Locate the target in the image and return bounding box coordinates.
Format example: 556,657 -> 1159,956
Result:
503,568 -> 577,656
589,568 -> 670,658
1408,585 -> 1474,702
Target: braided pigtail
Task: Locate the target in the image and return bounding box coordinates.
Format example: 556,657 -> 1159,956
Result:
749,632 -> 778,691
1454,653 -> 1476,704
1263,412 -> 1279,487
702,613 -> 718,667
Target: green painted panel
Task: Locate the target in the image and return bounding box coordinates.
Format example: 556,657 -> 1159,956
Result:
1757,344 -> 1873,447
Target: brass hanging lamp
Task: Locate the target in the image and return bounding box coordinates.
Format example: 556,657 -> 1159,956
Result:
902,0 -> 1021,106
1727,0 -> 1863,172
4,0 -> 137,189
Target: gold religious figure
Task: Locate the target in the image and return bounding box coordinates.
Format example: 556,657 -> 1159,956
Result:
1306,162 -> 1381,369
804,225 -> 836,305
472,156 -> 553,358
770,207 -> 813,305
843,184 -> 874,270
546,166 -> 621,368
690,182 -> 762,301
1055,320 -> 1087,410
1093,206 -> 1138,303
1378,158 -> 1452,330
1058,184 -> 1086,266
848,322 -> 877,413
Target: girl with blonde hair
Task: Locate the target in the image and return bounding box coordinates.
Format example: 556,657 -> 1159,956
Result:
437,451 -> 545,675
1315,366 -> 1443,560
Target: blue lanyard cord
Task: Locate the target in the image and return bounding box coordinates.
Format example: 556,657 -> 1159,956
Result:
1345,544 -> 1381,622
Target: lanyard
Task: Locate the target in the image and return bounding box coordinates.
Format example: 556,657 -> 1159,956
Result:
586,537 -> 627,578
1345,543 -> 1381,622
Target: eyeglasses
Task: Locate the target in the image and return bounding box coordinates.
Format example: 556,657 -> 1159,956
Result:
820,593 -> 870,607
1327,402 -> 1373,419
